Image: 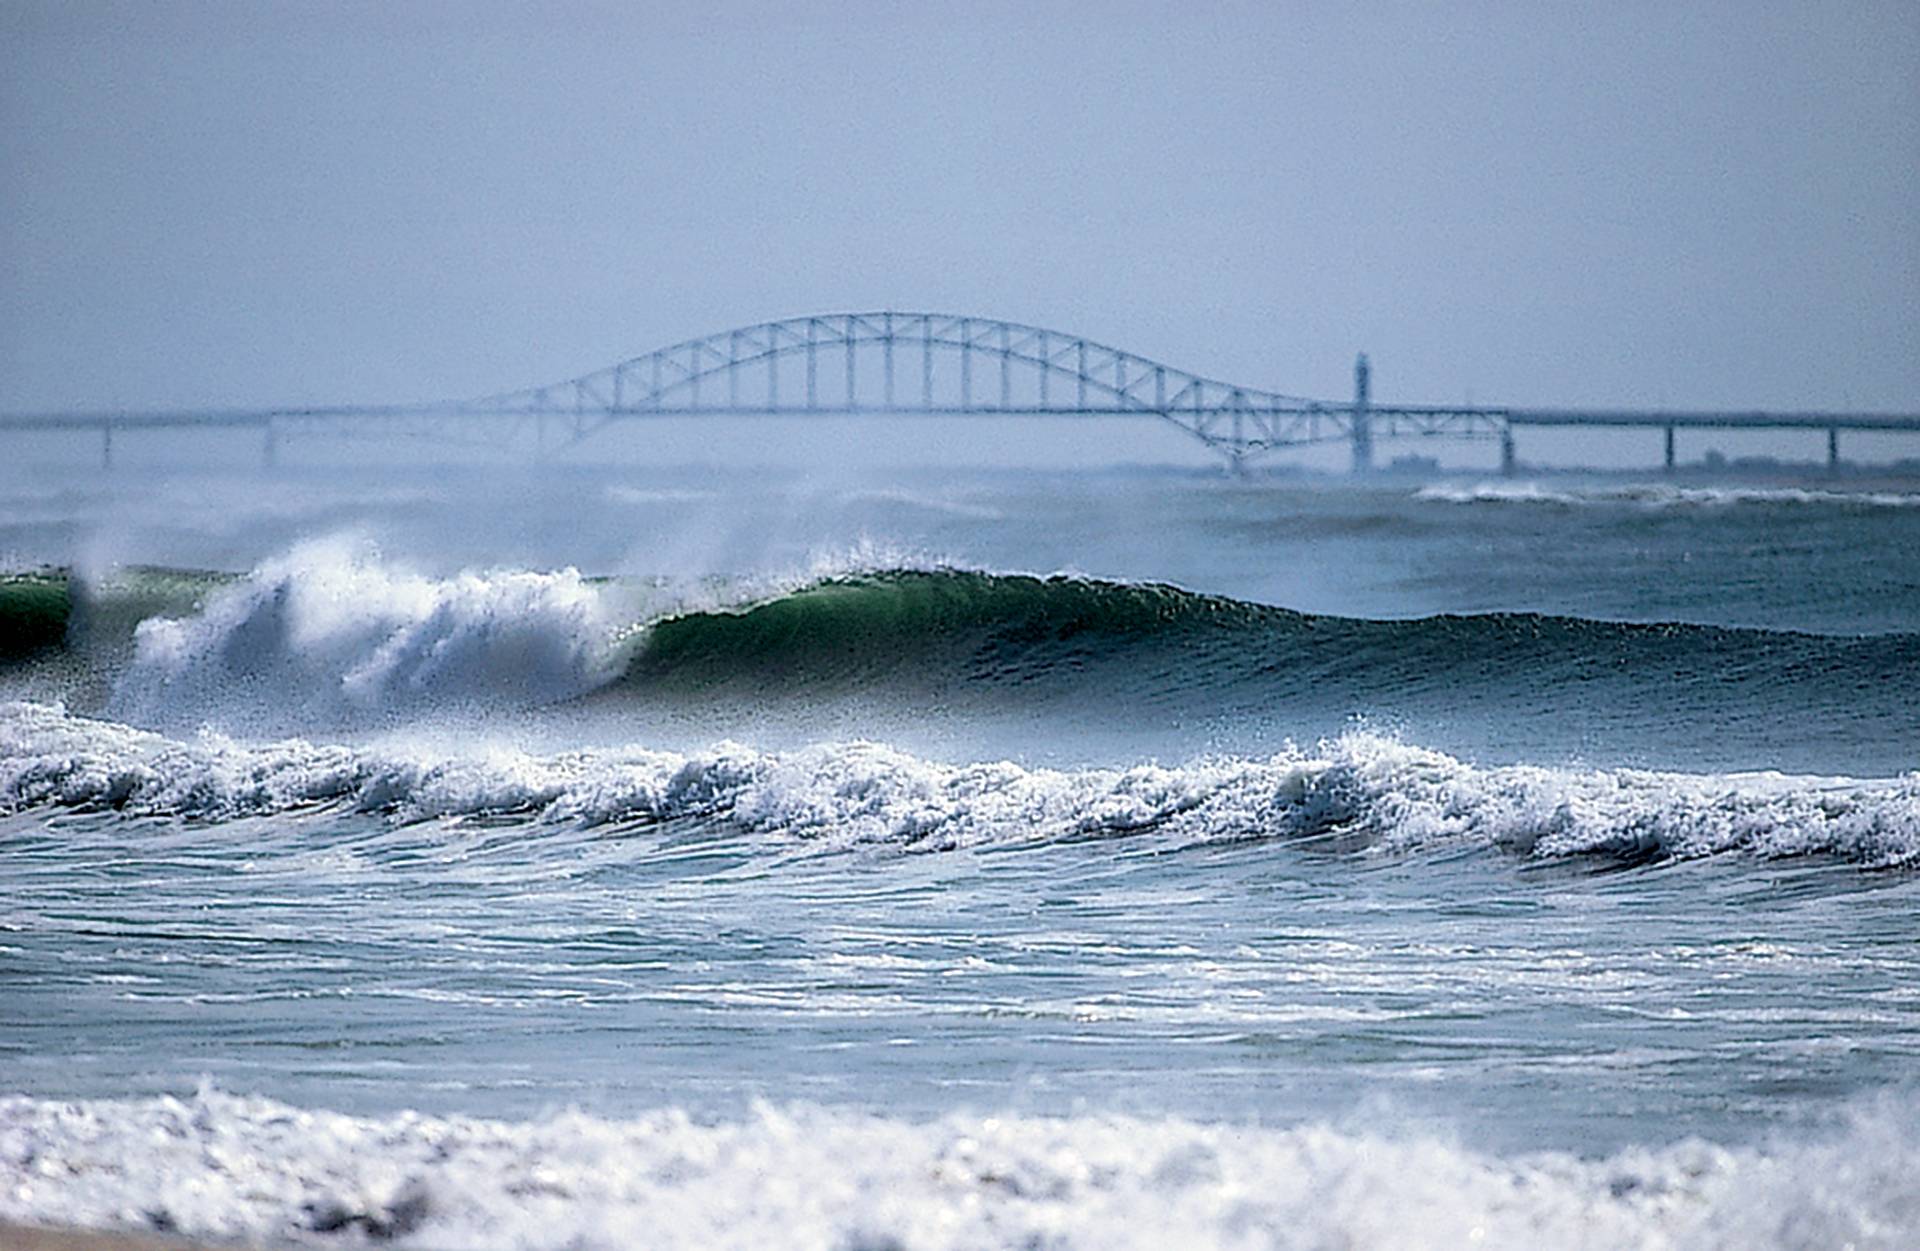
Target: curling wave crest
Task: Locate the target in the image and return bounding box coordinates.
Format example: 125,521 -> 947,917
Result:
4,702 -> 1917,866
109,539 -> 636,731
3,1088 -> 1917,1250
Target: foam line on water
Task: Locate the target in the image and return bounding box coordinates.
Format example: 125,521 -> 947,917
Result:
1415,481 -> 1920,509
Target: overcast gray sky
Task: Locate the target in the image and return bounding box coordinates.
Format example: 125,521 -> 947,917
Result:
1,0 -> 1916,467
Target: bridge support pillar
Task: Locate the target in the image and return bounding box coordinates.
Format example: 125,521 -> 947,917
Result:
1828,427 -> 1840,474
1500,426 -> 1516,477
101,423 -> 113,471
1664,425 -> 1676,473
263,418 -> 278,468
1350,353 -> 1372,474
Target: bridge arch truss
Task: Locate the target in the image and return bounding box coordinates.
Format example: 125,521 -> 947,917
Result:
462,312 -> 1383,460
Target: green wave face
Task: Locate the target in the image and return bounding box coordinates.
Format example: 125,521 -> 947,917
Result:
0,574 -> 69,660
0,568 -> 231,667
626,569 -> 1283,688
614,569 -> 1920,778
626,566 -> 1920,689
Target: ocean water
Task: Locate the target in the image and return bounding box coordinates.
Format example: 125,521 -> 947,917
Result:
3,464 -> 1919,1249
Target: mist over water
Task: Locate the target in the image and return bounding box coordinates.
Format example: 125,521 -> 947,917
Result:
3,458 -> 1919,1249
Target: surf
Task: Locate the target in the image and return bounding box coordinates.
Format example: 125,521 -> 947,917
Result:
5,701 -> 1916,868
5,1086 -> 1915,1251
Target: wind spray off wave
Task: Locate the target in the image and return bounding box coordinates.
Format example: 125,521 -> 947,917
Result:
107,539 -> 639,731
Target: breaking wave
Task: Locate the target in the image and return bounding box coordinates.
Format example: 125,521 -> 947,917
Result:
8,547 -> 1915,767
1415,481 -> 1920,509
3,1087 -> 1916,1250
106,539 -> 639,731
3,702 -> 1916,867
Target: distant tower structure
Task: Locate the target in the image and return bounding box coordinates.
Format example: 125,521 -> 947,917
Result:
1351,353 -> 1373,474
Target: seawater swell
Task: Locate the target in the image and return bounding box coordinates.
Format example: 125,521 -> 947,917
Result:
619,570 -> 1920,775
637,567 -> 1881,694
625,566 -> 1920,696
4,702 -> 1916,866
626,567 -> 1271,687
7,552 -> 1920,772
17,556 -> 1917,698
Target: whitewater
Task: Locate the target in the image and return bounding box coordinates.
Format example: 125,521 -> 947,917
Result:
4,465 -> 1919,1249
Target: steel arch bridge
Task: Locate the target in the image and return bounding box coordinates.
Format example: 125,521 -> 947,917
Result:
462,310 -> 1378,466
5,309 -> 1919,472
451,310 -> 1920,471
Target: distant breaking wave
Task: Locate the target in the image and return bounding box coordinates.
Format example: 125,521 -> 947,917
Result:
2,1086 -> 1915,1250
1415,481 -> 1920,509
3,702 -> 1916,867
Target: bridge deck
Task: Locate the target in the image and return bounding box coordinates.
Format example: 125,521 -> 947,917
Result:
1,312 -> 1916,468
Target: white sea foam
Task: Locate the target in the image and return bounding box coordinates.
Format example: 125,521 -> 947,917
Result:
1415,481 -> 1920,509
108,538 -> 638,732
2,1088 -> 1916,1250
4,702 -> 1917,866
